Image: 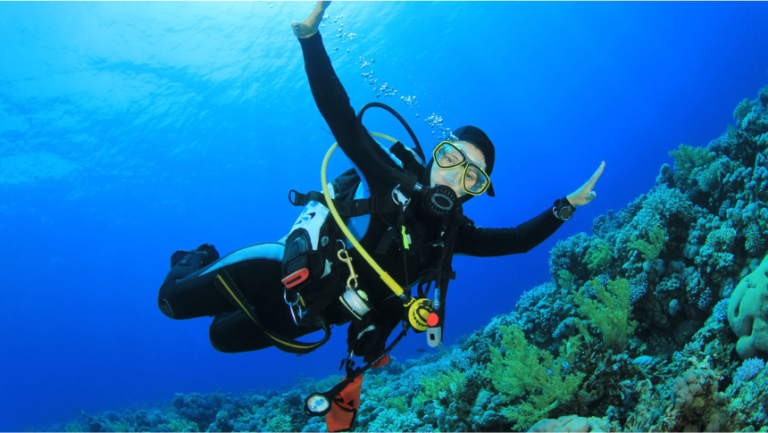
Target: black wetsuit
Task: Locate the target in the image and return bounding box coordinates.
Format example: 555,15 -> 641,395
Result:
157,32 -> 565,356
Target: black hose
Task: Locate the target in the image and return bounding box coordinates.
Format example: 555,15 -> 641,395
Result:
357,102 -> 425,161
355,102 -> 427,195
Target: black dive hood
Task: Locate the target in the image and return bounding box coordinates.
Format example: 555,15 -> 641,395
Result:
356,102 -> 459,218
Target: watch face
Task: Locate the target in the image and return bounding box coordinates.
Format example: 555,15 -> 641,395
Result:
559,206 -> 574,220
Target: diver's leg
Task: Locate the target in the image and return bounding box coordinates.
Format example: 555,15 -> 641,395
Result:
209,311 -> 276,353
207,253 -> 316,353
206,244 -> 331,353
160,241 -> 345,353
158,242 -> 284,320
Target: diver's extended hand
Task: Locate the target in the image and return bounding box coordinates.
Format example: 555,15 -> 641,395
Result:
292,1 -> 331,39
566,161 -> 605,207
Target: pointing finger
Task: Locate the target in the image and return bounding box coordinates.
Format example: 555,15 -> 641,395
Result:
587,161 -> 605,189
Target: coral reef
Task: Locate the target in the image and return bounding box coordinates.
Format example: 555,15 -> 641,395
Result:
44,85 -> 768,432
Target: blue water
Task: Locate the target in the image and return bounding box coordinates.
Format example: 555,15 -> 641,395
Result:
1,2 -> 767,430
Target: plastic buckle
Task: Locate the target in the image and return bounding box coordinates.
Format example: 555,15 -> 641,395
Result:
282,268 -> 309,289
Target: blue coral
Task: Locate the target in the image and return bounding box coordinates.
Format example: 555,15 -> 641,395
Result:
172,392 -> 221,429
628,273 -> 648,305
698,287 -> 713,310
733,358 -> 766,386
712,299 -> 729,322
745,223 -> 766,256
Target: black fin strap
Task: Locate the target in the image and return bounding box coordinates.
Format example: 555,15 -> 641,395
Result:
214,269 -> 330,355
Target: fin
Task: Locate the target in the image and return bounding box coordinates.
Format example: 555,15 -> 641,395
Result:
170,250 -> 192,268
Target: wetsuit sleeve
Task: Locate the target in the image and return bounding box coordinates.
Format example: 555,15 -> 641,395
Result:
298,33 -> 395,192
454,204 -> 565,257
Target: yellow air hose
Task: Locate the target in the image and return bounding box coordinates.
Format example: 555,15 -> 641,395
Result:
321,135 -> 407,300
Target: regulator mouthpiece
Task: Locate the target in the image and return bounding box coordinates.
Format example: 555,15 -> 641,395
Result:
422,185 -> 457,219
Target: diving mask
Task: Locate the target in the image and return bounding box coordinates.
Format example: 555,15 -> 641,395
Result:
433,141 -> 491,196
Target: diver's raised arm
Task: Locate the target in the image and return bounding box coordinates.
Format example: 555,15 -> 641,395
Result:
292,1 -> 396,194
454,161 -> 607,257
292,1 -> 331,39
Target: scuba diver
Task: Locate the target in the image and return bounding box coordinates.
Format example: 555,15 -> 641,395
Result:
157,2 -> 605,431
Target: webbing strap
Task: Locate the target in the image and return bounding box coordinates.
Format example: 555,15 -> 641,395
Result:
428,216 -> 468,335
289,190 -> 398,217
214,270 -> 330,355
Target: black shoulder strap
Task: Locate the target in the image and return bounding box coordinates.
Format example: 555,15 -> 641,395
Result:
288,189 -> 399,217
287,139 -> 428,218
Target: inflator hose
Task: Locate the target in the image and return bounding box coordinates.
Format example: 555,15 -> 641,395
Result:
321,141 -> 407,299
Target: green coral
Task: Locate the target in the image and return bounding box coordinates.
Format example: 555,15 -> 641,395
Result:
574,278 -> 638,350
585,238 -> 612,272
670,144 -> 717,176
166,416 -> 197,432
62,421 -> 85,432
110,419 -> 133,432
696,158 -> 726,193
629,225 -> 668,261
414,370 -> 467,408
264,414 -> 293,432
734,97 -> 754,124
386,395 -> 410,414
557,269 -> 574,290
367,407 -> 422,432
485,325 -> 586,430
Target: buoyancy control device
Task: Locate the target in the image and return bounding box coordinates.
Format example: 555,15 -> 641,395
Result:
281,130 -> 426,328
281,102 -> 465,338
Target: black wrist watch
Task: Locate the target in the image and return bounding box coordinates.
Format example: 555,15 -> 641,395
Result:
553,197 -> 576,221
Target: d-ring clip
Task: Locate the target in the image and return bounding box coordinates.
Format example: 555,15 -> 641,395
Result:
337,248 -> 358,290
